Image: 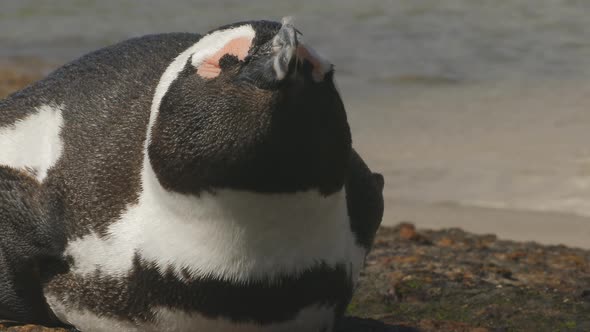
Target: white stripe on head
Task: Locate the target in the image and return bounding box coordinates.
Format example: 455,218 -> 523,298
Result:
146,24 -> 255,152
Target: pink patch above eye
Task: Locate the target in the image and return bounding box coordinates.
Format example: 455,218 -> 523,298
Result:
196,36 -> 253,79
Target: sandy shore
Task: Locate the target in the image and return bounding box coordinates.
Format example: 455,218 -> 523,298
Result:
382,199 -> 590,249
0,57 -> 56,98
344,80 -> 590,251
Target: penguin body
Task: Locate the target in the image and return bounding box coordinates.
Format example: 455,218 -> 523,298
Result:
0,20 -> 383,331
0,166 -> 69,328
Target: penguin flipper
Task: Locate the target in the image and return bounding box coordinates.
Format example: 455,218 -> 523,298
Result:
0,166 -> 66,327
345,149 -> 385,249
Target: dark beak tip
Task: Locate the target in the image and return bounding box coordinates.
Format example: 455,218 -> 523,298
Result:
271,21 -> 300,80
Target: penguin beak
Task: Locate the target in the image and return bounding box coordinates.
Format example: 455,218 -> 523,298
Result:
238,19 -> 333,88
271,19 -> 334,83
271,21 -> 299,81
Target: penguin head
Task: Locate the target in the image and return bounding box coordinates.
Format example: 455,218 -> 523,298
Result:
149,19 -> 352,195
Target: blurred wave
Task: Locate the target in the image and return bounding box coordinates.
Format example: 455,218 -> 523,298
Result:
2,0 -> 590,84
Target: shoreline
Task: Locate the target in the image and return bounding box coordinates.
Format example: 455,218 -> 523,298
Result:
383,199 -> 590,249
0,56 -> 56,98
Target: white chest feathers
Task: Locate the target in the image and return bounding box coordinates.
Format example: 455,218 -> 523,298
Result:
64,163 -> 365,282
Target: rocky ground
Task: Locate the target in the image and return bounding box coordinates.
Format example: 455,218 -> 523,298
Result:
2,61 -> 590,331
345,223 -> 590,331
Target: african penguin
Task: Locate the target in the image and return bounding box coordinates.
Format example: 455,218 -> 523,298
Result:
0,19 -> 384,331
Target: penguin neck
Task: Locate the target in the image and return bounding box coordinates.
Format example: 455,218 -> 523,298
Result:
135,157 -> 358,282
141,157 -> 344,213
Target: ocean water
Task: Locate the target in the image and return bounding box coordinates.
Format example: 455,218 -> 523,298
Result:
2,0 -> 590,219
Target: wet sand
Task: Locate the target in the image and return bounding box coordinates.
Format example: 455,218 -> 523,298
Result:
344,81 -> 590,249
0,57 -> 55,98
383,199 -> 590,249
